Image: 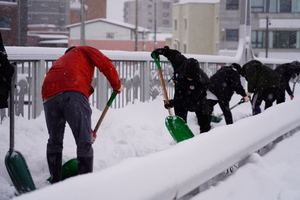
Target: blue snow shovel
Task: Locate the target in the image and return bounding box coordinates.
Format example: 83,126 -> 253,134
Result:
4,63 -> 36,194
153,55 -> 194,143
211,99 -> 245,123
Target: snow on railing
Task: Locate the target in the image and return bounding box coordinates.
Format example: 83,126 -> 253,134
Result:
13,99 -> 300,200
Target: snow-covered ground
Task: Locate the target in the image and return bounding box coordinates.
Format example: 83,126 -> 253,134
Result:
0,85 -> 300,200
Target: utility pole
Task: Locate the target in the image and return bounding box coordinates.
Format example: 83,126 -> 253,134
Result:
18,0 -> 28,46
80,0 -> 85,46
154,0 -> 157,49
135,0 -> 138,51
265,15 -> 269,58
265,0 -> 270,58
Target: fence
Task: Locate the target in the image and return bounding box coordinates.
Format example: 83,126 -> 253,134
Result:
0,46 -> 291,120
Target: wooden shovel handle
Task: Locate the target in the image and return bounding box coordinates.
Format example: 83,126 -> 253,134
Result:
153,56 -> 172,116
93,90 -> 118,134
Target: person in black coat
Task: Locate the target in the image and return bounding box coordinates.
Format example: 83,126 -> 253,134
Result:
0,32 -> 14,109
151,46 -> 211,133
240,60 -> 280,115
207,63 -> 249,125
274,61 -> 300,104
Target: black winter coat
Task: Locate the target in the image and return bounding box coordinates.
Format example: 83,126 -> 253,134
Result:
209,66 -> 246,102
241,60 -> 280,94
0,33 -> 14,109
274,63 -> 298,95
163,49 -> 210,111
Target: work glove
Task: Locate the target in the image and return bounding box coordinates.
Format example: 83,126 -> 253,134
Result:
290,95 -> 294,100
151,48 -> 165,60
242,96 -> 250,102
117,84 -> 123,94
164,99 -> 174,109
91,130 -> 97,144
0,51 -> 7,61
293,76 -> 298,82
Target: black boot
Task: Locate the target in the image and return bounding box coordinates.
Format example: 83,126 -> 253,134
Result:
47,153 -> 62,184
77,157 -> 93,174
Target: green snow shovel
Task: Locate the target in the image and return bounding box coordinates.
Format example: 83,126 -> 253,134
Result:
47,90 -> 118,182
211,99 -> 245,123
153,55 -> 194,143
5,63 -> 36,194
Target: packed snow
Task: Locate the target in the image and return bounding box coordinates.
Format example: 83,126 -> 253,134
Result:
0,85 -> 300,200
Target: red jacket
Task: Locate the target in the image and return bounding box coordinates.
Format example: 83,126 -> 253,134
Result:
41,46 -> 121,101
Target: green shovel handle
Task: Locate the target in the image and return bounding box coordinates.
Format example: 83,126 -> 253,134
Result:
153,54 -> 162,69
107,90 -> 118,106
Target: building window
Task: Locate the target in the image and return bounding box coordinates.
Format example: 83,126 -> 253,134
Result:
184,44 -> 187,53
162,20 -> 169,25
252,0 -> 300,13
184,19 -> 187,30
163,12 -> 169,18
226,0 -> 239,10
252,0 -> 266,12
226,29 -> 239,41
41,16 -> 49,21
279,0 -> 291,12
251,30 -> 264,48
106,32 -> 114,39
269,0 -> 298,13
41,2 -> 48,7
60,2 -> 65,7
163,2 -> 170,9
174,19 -> 177,30
0,17 -> 11,29
273,31 -> 296,48
28,0 -> 32,6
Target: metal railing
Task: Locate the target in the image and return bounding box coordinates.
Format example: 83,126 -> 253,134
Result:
1,46 -> 291,120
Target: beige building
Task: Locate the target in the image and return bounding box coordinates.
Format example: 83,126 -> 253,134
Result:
171,1 -> 219,55
171,0 -> 300,59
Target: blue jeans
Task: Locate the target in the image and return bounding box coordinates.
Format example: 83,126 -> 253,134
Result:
44,91 -> 93,157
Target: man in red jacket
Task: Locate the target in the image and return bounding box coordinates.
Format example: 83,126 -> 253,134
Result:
42,46 -> 122,183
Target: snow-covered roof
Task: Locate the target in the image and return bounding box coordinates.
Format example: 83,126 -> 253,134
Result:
28,24 -> 56,28
66,18 -> 151,33
0,1 -> 17,5
39,39 -> 68,44
70,0 -> 88,10
28,34 -> 68,39
176,0 -> 220,5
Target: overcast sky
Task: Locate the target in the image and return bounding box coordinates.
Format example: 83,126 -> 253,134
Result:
107,0 -> 127,22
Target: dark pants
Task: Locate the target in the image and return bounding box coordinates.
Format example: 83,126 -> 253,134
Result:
251,87 -> 278,114
208,99 -> 233,125
174,98 -> 211,133
276,87 -> 286,104
44,91 -> 93,157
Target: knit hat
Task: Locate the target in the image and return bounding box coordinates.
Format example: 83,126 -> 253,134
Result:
183,58 -> 201,80
231,63 -> 241,74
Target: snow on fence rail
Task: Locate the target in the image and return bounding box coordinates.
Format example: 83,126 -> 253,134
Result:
13,99 -> 300,200
1,46 -> 291,120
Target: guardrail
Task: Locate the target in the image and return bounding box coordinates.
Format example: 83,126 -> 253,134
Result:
14,98 -> 300,200
1,46 -> 291,120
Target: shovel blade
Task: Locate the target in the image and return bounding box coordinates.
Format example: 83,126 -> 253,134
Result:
61,158 -> 78,180
5,149 -> 36,194
211,115 -> 222,123
165,116 -> 194,143
48,158 -> 78,183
